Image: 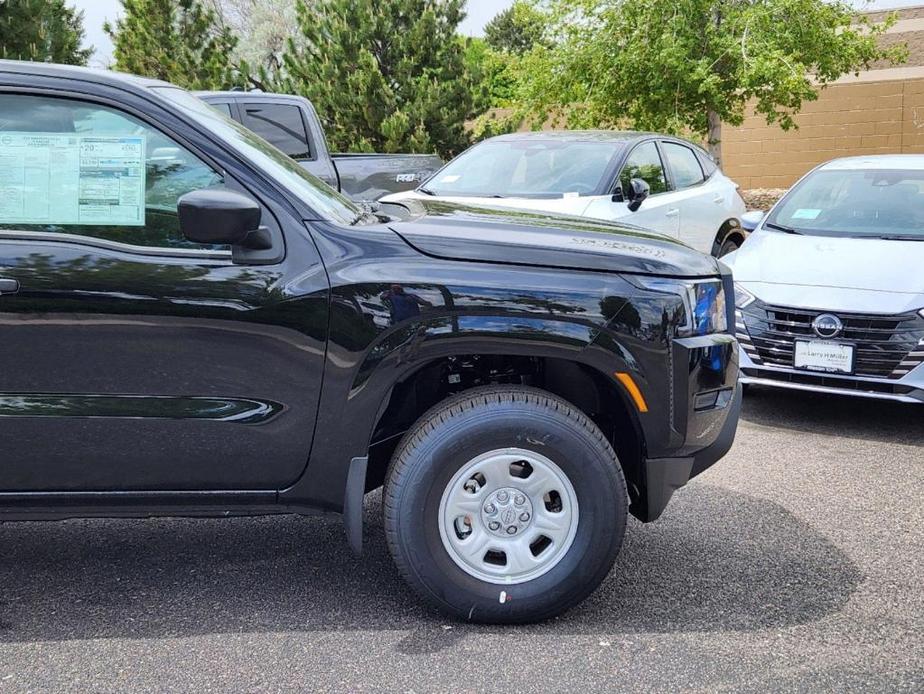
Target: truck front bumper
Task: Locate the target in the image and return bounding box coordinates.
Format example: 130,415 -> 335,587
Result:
631,332 -> 742,522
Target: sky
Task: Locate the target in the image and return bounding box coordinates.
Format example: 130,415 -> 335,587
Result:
72,0 -> 924,68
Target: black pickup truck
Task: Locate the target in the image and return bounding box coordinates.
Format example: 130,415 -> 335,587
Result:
0,61 -> 740,623
198,91 -> 442,201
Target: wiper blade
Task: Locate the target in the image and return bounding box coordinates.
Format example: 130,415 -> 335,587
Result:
349,211 -> 379,226
417,186 -> 436,196
764,222 -> 803,235
875,235 -> 924,241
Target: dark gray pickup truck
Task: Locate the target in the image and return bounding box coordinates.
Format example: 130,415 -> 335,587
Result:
198,91 -> 442,201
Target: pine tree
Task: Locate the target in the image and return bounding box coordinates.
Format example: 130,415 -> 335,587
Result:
0,0 -> 93,65
279,0 -> 477,157
104,0 -> 244,89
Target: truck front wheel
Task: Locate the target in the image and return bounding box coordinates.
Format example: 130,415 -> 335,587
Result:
383,386 -> 628,623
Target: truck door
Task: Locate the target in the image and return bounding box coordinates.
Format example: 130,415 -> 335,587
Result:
0,91 -> 329,492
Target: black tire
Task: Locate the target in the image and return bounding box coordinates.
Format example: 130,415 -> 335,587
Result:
383,386 -> 628,623
718,236 -> 740,257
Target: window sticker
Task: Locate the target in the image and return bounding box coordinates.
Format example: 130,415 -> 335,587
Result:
439,174 -> 461,183
791,208 -> 822,220
0,132 -> 145,226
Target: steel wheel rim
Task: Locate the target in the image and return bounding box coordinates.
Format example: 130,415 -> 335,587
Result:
438,447 -> 579,585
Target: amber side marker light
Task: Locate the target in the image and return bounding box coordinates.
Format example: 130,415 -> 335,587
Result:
614,372 -> 649,413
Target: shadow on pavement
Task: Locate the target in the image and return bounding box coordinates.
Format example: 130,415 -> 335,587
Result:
740,387 -> 924,446
0,485 -> 860,646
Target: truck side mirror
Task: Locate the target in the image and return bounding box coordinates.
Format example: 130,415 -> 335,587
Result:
626,177 -> 650,212
178,189 -> 262,246
741,210 -> 766,232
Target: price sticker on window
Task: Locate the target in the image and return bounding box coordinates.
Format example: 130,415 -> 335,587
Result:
0,132 -> 146,226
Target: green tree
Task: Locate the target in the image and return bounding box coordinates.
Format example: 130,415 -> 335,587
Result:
463,1 -> 551,140
279,0 -> 478,157
104,0 -> 244,89
483,0 -> 547,55
463,37 -> 518,110
0,0 -> 92,64
518,0 -> 907,163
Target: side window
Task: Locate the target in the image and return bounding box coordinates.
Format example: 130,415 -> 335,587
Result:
0,93 -> 225,250
619,141 -> 668,196
697,148 -> 718,177
210,102 -> 234,117
241,103 -> 311,160
663,142 -> 705,189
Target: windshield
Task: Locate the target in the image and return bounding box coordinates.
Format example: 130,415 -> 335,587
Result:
154,87 -> 363,225
767,168 -> 924,239
422,139 -> 624,198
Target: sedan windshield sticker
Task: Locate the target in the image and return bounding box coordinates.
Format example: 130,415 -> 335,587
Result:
0,132 -> 145,226
791,208 -> 822,220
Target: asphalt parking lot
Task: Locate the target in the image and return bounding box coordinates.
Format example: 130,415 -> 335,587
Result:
1,388 -> 922,693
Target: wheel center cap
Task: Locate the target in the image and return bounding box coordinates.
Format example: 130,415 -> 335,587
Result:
480,486 -> 534,538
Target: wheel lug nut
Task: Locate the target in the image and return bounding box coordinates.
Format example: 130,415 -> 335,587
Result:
484,503 -> 496,514
506,526 -> 517,535
497,491 -> 509,503
519,512 -> 530,522
488,521 -> 500,531
514,494 -> 526,506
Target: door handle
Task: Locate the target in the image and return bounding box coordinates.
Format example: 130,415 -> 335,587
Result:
0,278 -> 20,295
712,195 -> 724,204
665,208 -> 680,218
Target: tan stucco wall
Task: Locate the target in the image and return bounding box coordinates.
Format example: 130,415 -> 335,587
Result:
722,75 -> 924,189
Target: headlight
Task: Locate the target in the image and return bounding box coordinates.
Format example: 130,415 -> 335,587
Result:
735,283 -> 756,309
632,277 -> 728,336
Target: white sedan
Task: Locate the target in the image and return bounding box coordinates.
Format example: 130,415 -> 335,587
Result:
381,131 -> 747,256
725,155 -> 924,403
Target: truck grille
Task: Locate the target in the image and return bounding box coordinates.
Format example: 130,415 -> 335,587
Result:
736,303 -> 924,379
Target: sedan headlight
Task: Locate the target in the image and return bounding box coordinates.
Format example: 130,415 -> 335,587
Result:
633,277 -> 728,336
735,282 -> 756,309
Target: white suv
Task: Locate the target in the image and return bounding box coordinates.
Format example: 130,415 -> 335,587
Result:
381,131 -> 747,256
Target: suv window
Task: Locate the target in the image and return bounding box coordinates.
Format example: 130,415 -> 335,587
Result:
241,103 -> 311,160
663,142 -> 705,189
0,94 -> 225,250
619,141 -> 668,196
697,148 -> 718,177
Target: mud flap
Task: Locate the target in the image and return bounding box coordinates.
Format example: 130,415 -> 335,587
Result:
344,456 -> 368,556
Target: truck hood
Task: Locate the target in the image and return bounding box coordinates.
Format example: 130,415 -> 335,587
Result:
383,198 -> 719,277
725,228 -> 924,314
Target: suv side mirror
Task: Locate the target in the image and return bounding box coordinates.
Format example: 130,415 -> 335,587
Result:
626,178 -> 650,212
741,210 -> 766,232
178,189 -> 262,246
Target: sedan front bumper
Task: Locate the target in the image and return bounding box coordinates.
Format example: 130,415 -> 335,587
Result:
738,348 -> 924,403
